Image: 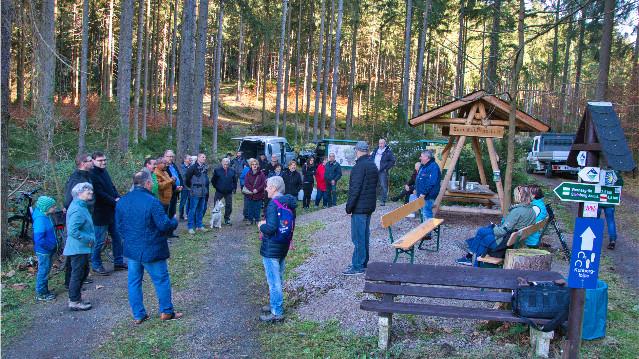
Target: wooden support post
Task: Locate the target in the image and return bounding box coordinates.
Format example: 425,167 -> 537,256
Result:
440,136 -> 455,170
485,138 -> 506,215
465,103 -> 479,124
530,327 -> 554,358
378,313 -> 392,350
471,137 -> 487,185
433,136 -> 467,215
478,102 -> 488,125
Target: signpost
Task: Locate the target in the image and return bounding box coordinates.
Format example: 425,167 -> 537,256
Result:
553,182 -> 621,205
568,218 -> 604,289
578,167 -> 601,183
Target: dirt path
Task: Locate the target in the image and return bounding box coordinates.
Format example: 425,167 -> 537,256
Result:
533,174 -> 639,289
2,207 -> 262,358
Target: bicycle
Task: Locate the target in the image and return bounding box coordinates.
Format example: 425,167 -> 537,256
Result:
7,187 -> 41,239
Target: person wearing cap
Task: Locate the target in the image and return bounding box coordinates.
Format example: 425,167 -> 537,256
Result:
343,141 -> 379,276
64,182 -> 96,311
32,196 -> 59,301
370,138 -> 396,206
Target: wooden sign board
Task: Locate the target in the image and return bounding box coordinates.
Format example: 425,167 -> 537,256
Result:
449,124 -> 504,138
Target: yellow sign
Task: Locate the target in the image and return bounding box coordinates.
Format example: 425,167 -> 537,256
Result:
449,124 -> 504,138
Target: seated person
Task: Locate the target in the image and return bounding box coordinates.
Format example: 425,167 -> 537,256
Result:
456,185 -> 536,266
526,184 -> 548,248
391,162 -> 420,204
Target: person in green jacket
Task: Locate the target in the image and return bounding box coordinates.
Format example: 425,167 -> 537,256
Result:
64,182 -> 95,311
599,170 -> 623,250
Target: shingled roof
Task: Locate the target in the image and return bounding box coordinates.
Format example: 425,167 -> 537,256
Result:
409,90 -> 550,132
567,102 -> 636,171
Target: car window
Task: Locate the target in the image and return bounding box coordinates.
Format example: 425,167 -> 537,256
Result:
285,142 -> 293,152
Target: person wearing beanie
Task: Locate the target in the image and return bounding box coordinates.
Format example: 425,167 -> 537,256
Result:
32,195 -> 58,301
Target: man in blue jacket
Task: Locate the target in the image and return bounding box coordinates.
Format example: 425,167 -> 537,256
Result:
324,153 -> 342,207
211,158 -> 237,225
412,150 -> 441,219
343,142 -> 379,276
370,138 -> 396,206
116,171 -> 182,324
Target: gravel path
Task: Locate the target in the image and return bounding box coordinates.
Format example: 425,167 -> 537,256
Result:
2,204 -> 262,358
287,202 -> 570,352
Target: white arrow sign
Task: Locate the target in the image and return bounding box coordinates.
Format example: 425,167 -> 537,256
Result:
580,227 -> 596,251
579,167 -> 601,183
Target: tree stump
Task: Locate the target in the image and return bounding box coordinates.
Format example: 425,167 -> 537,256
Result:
504,248 -> 552,271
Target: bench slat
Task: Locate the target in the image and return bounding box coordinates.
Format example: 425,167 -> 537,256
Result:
363,282 -> 513,303
392,218 -> 444,250
506,218 -> 550,247
380,197 -> 425,228
365,262 -> 563,290
360,300 -> 550,324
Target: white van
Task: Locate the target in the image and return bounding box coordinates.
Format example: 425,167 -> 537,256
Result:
233,136 -> 297,165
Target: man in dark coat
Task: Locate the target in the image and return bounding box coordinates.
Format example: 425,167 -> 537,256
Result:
230,151 -> 247,191
343,142 -> 379,276
211,158 -> 237,225
64,153 -> 94,209
324,153 -> 342,207
370,138 -> 396,206
116,171 -> 182,323
282,160 -> 302,198
185,153 -> 210,233
90,151 -> 125,275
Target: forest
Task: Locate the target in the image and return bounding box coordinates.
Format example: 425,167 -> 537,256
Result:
1,0 -> 638,246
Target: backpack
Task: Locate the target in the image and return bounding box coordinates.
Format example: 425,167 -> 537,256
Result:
272,198 -> 295,243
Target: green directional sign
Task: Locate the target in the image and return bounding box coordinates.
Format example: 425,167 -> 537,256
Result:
553,182 -> 622,205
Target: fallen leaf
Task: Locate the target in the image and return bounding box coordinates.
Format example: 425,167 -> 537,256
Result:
11,283 -> 27,290
3,270 -> 16,278
95,285 -> 105,290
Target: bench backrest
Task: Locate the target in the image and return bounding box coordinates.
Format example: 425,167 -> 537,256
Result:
506,217 -> 549,247
380,197 -> 425,228
365,262 -> 563,291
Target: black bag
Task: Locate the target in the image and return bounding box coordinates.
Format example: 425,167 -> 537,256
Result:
512,278 -> 570,332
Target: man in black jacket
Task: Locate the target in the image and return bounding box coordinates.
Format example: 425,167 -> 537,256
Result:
64,153 -> 94,209
90,151 -> 125,275
324,153 -> 342,207
282,160 -> 302,197
211,158 -> 237,225
370,138 -> 396,206
185,153 -> 210,234
343,142 -> 379,276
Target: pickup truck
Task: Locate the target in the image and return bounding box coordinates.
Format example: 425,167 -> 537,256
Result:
526,133 -> 578,178
233,136 -> 297,165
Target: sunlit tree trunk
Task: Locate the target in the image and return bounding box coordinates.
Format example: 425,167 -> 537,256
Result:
79,0 -> 89,153
412,0 -> 431,117
320,0 -> 335,138
595,0 -> 615,101
400,0 -> 413,124
211,0 -> 224,158
167,0 -> 178,142
177,0 -> 197,157
33,0 -> 56,160
237,14 -> 244,101
313,0 -> 326,141
1,0 -> 14,258
133,0 -> 145,144
191,0 -> 210,151
345,0 -> 360,138
328,0 -> 343,138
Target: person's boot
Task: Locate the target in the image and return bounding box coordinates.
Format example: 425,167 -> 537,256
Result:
261,305 -> 271,313
68,300 -> 92,311
259,312 -> 284,323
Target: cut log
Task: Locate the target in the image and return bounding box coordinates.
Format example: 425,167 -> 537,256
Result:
503,248 -> 552,271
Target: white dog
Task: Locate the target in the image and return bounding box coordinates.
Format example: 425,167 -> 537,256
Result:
209,200 -> 225,229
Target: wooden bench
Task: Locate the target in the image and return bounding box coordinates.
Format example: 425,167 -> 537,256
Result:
476,218 -> 550,266
380,197 -> 444,263
360,262 -> 564,355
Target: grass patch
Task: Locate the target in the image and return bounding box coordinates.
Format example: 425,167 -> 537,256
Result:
95,229 -> 212,358
0,256 -> 66,343
260,318 -> 378,358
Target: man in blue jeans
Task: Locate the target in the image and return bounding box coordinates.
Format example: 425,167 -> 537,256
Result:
411,150 -> 441,220
116,171 -> 182,324
185,153 -> 210,234
89,151 -> 125,275
343,142 -> 379,276
598,170 -> 622,250
324,153 -> 342,207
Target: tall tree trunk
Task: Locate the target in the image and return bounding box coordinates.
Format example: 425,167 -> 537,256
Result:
261,40 -> 269,124
313,0 -> 326,141
177,0 -> 197,157
412,0 -> 432,116
293,0 -> 302,143
345,0 -> 360,138
281,3 -> 292,137
167,0 -> 178,142
572,6 -> 585,123
400,0 -> 413,124
549,0 -> 560,92
504,0 -> 525,211
455,0 -> 465,99
236,13 -> 244,101
133,0 -> 145,144
15,0 -> 25,107
141,0 -> 151,140
320,0 -> 335,138
117,0 -> 135,152
304,2 -> 314,143
485,0 -> 500,92
106,0 -> 115,100
33,0 -> 56,161
78,0 -> 89,153
594,0 -> 615,101
558,15 -> 573,129
191,0 -> 210,151
1,0 -> 14,259
211,0 -> 224,158
328,0 -> 343,138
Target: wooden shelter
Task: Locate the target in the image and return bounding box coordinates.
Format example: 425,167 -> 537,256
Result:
410,90 -> 550,216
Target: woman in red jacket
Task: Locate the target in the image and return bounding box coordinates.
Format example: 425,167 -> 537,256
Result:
314,157 -> 328,208
243,158 -> 267,224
